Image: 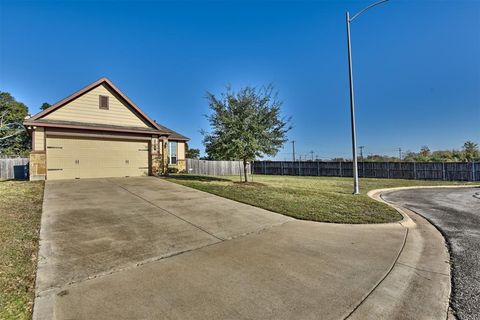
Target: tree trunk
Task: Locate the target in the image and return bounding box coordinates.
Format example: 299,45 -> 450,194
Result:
243,159 -> 248,183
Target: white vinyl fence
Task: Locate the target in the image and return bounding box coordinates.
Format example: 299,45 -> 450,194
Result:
0,158 -> 29,180
186,159 -> 251,176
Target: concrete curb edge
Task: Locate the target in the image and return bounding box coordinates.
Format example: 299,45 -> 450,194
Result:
345,185 -> 479,319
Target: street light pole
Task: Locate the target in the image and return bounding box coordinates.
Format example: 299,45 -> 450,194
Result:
346,11 -> 359,194
345,0 -> 388,195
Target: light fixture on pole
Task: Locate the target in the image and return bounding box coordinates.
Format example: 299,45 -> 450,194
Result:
346,0 -> 389,194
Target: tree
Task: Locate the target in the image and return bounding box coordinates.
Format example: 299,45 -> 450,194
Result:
364,154 -> 399,162
463,141 -> 479,161
40,102 -> 51,111
0,92 -> 30,155
185,143 -> 200,159
419,145 -> 431,158
203,85 -> 291,182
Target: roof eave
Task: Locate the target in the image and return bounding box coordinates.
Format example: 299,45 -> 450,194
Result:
169,137 -> 190,141
23,120 -> 169,136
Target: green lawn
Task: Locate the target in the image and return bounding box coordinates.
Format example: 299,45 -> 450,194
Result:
166,175 -> 476,224
0,181 -> 44,320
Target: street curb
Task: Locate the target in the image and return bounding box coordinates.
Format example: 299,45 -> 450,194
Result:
346,186 -> 478,320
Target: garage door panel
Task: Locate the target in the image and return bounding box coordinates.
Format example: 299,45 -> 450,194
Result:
46,136 -> 149,180
47,168 -> 77,180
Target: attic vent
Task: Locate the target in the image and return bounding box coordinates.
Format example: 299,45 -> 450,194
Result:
99,95 -> 109,110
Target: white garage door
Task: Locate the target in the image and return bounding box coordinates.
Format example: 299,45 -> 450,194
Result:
46,136 -> 149,180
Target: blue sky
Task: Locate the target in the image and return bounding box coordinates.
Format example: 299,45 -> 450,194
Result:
1,0 -> 479,160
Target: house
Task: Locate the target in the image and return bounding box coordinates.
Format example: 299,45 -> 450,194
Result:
23,77 -> 188,180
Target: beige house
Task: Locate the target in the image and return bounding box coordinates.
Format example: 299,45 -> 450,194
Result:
24,77 -> 188,180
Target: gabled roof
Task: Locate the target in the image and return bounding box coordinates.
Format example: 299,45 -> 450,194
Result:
24,77 -> 189,140
28,77 -> 162,131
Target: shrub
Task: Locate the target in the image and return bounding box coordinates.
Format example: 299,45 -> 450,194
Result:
167,167 -> 179,174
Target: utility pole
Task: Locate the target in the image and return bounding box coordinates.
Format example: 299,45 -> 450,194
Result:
310,151 -> 314,161
359,146 -> 365,161
346,0 -> 389,195
291,140 -> 296,162
398,147 -> 402,160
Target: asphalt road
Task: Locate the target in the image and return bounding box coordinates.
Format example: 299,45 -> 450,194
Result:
383,187 -> 480,320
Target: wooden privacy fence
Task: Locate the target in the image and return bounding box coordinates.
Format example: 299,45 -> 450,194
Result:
0,158 -> 29,180
186,159 -> 251,176
252,161 -> 480,181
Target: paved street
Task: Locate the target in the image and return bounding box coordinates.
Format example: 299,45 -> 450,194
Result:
383,187 -> 480,320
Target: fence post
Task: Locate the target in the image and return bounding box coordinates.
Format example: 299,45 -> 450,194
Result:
339,161 -> 343,177
317,161 -> 320,176
476,162 -> 479,181
472,161 -> 475,182
413,162 -> 416,180
280,161 -> 283,175
299,161 -> 301,176
442,162 -> 446,181
387,163 -> 390,179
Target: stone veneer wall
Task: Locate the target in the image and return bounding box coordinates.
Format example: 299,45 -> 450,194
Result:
29,152 -> 46,181
161,139 -> 169,174
175,159 -> 186,172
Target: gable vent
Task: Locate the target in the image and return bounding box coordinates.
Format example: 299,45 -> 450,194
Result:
99,95 -> 109,110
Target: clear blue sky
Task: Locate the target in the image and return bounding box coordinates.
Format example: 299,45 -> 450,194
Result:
1,0 -> 479,160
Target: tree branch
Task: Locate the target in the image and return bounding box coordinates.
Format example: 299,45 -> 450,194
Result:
0,130 -> 23,141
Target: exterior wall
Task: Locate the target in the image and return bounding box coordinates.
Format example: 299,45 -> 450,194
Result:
29,152 -> 46,181
29,128 -> 159,180
176,142 -> 186,172
177,142 -> 185,160
43,84 -> 150,128
164,140 -> 186,173
30,127 -> 46,180
161,138 -> 168,174
33,128 -> 45,151
176,159 -> 186,172
150,137 -> 161,176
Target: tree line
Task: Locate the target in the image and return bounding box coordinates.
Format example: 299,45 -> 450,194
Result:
401,143 -> 479,162
347,142 -> 479,163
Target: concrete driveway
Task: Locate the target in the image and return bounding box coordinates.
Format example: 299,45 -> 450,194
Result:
383,187 -> 480,320
35,177 -> 431,319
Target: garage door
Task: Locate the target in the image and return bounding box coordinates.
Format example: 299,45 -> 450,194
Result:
46,136 -> 149,180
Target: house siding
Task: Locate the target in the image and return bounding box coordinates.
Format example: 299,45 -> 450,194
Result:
43,84 -> 150,128
34,128 -> 45,151
177,142 -> 185,160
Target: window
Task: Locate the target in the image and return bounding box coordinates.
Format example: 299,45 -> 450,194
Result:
168,141 -> 177,165
99,95 -> 109,109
